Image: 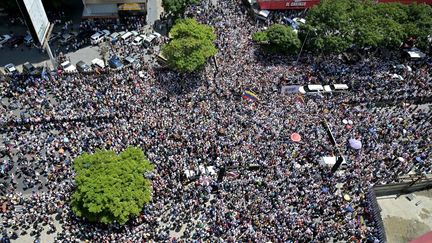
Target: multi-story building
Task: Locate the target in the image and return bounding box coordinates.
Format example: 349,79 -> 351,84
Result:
81,0 -> 147,18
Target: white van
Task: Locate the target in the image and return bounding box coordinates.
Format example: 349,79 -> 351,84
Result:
121,32 -> 133,41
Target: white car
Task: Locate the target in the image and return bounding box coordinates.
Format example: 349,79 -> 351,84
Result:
132,36 -> 143,45
293,17 -> 306,25
299,84 -> 324,94
0,34 -> 12,45
143,33 -> 158,47
91,58 -> 105,69
60,61 -> 77,73
109,32 -> 120,41
90,30 -> 110,45
4,63 -> 17,74
131,30 -> 139,37
323,84 -> 349,93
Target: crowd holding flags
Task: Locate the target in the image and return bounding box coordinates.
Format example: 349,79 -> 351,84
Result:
242,90 -> 259,102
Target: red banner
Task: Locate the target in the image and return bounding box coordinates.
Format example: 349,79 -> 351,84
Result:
257,0 -> 432,10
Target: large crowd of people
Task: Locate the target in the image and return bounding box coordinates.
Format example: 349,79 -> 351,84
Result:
1,0 -> 431,242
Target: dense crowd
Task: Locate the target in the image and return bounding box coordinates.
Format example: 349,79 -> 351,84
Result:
1,0 -> 431,242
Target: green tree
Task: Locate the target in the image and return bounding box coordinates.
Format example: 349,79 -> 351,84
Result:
162,0 -> 199,16
404,3 -> 432,48
252,24 -> 301,54
71,147 -> 154,225
304,0 -> 432,52
162,18 -> 217,73
304,0 -> 358,53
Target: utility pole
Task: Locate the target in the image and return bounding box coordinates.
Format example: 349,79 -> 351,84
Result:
296,27 -> 311,64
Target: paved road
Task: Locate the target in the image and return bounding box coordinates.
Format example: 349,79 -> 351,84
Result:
147,0 -> 164,26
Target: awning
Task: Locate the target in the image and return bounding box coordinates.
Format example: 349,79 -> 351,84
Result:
118,3 -> 145,11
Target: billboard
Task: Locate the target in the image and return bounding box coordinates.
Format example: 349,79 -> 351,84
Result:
257,0 -> 432,10
16,0 -> 50,46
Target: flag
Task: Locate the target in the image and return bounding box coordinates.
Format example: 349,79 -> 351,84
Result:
242,90 -> 259,101
295,95 -> 305,104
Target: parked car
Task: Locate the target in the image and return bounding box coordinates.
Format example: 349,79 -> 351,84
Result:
24,34 -> 33,46
131,30 -> 139,37
299,84 -> 324,94
76,61 -> 92,73
8,35 -> 24,47
60,33 -> 75,46
4,63 -> 17,74
91,58 -> 105,69
143,33 -> 158,47
282,17 -> 299,30
323,84 -> 349,93
109,32 -> 120,41
255,10 -> 270,21
0,34 -> 12,45
108,56 -> 123,69
132,36 -> 143,46
90,30 -> 110,45
121,32 -> 133,41
60,61 -> 77,72
49,32 -> 61,43
124,56 -> 140,69
22,62 -> 40,75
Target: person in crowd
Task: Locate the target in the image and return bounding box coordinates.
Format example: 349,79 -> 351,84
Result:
0,0 -> 431,242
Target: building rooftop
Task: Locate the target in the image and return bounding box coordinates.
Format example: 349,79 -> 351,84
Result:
377,189 -> 432,243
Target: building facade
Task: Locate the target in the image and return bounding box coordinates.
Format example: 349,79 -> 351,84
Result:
256,0 -> 432,10
82,0 -> 147,18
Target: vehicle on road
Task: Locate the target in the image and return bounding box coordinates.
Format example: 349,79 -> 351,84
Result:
49,32 -> 61,43
8,35 -> 24,47
76,61 -> 92,73
108,56 -> 123,70
109,32 -> 120,41
22,62 -> 40,75
121,32 -> 133,41
60,33 -> 75,46
4,63 -> 17,74
143,33 -> 159,47
124,55 -> 140,69
0,34 -> 12,45
299,84 -> 324,94
91,58 -> 105,69
60,61 -> 77,72
323,84 -> 349,93
24,34 -> 33,46
132,36 -> 143,45
90,30 -> 110,45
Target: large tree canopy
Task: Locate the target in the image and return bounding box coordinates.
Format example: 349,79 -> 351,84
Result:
162,0 -> 199,16
252,24 -> 301,54
303,0 -> 432,52
162,18 -> 217,73
71,147 -> 154,225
